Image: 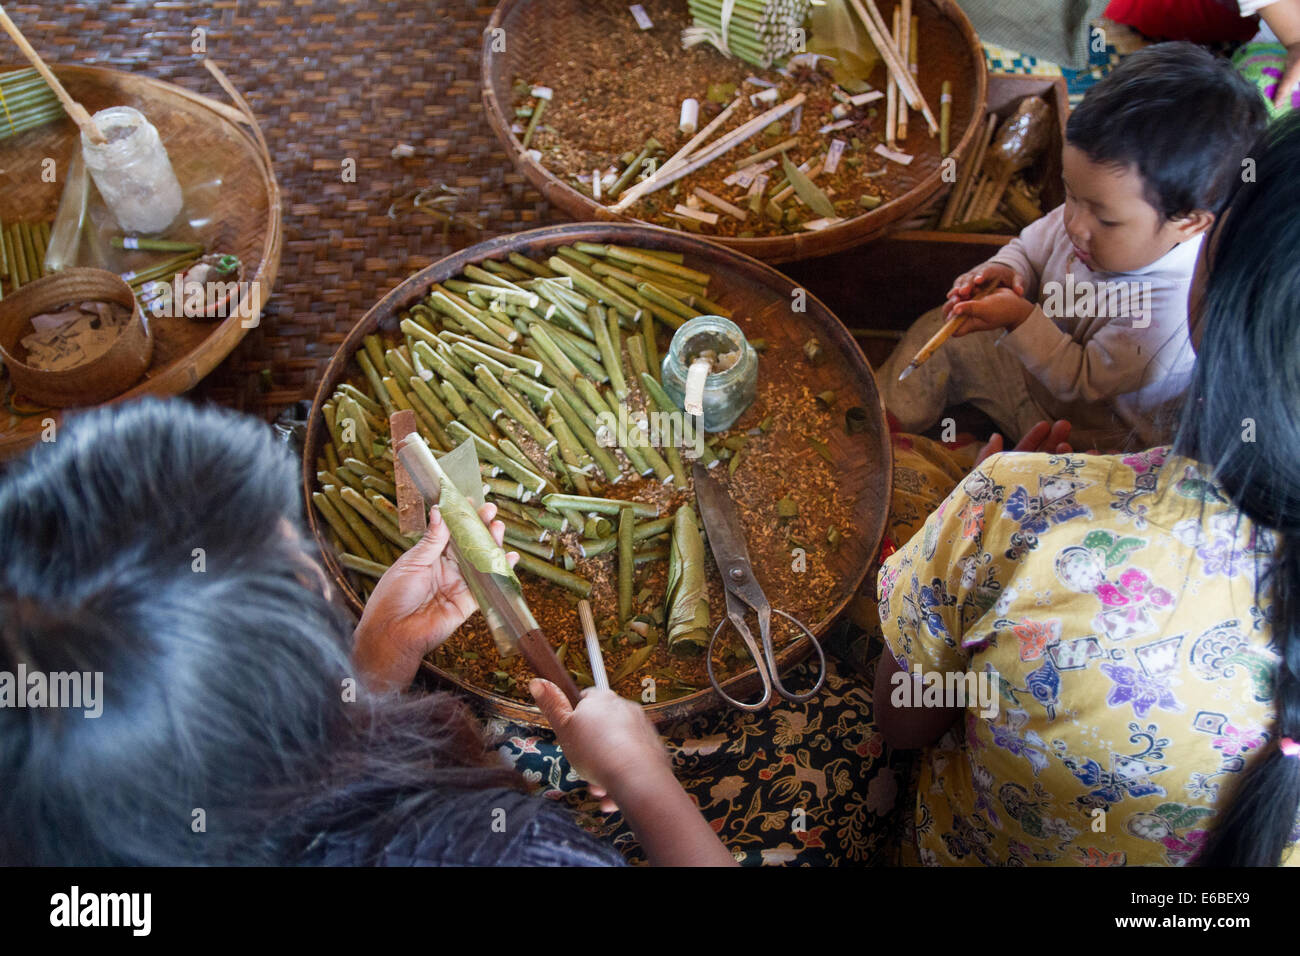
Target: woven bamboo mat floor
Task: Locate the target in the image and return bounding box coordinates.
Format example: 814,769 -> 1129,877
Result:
5,0 -> 566,419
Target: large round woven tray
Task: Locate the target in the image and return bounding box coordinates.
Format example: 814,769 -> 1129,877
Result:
303,222 -> 892,727
482,0 -> 987,263
0,63 -> 282,458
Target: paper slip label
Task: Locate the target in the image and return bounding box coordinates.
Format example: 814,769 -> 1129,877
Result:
819,119 -> 854,133
850,90 -> 884,106
530,86 -> 553,100
629,4 -> 653,29
750,88 -> 778,107
824,139 -> 847,174
747,174 -> 769,197
725,159 -> 775,188
745,75 -> 776,88
874,144 -> 914,165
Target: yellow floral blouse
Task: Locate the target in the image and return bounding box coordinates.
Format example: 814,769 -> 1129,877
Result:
879,446 -> 1294,866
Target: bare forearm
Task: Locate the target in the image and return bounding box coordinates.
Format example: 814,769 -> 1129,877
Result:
352,618 -> 423,691
610,768 -> 737,866
1262,1 -> 1300,46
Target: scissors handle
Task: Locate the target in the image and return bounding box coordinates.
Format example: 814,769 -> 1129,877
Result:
705,608 -> 827,710
765,608 -> 827,703
706,614 -> 772,711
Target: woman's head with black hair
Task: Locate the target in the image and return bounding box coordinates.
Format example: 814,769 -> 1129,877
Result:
1062,42 -> 1266,274
1177,111 -> 1300,866
0,399 -> 519,865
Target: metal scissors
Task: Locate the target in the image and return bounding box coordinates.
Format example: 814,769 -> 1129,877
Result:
693,463 -> 826,711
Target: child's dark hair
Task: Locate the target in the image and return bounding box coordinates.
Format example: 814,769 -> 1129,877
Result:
1067,41 -> 1266,220
1177,113 -> 1300,866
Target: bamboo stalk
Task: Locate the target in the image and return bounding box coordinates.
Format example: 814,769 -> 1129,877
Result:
592,304 -> 628,400
940,112 -> 996,228
514,552 -> 592,597
543,493 -> 658,519
897,0 -> 912,141
618,507 -> 635,623
0,7 -> 105,143
610,93 -> 806,212
845,0 -> 938,133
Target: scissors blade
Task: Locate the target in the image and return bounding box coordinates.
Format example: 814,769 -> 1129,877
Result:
692,462 -> 758,595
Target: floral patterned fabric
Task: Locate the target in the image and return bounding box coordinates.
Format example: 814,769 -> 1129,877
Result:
829,431 -> 977,673
487,655 -> 908,866
879,446 -> 1297,866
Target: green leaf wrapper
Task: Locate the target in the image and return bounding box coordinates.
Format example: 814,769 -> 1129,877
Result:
665,506 -> 710,649
435,438 -> 523,592
781,154 -> 837,219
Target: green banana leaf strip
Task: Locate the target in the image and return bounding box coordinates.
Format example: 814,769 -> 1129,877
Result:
781,154 -> 837,219
437,439 -> 523,592
665,506 -> 710,649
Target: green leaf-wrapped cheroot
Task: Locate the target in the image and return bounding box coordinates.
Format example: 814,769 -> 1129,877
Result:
665,506 -> 710,650
429,438 -> 523,591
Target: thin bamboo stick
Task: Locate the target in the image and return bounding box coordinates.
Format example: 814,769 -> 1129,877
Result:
0,6 -> 105,142
611,93 -> 806,212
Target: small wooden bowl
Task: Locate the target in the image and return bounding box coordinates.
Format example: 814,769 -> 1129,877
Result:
0,268 -> 153,407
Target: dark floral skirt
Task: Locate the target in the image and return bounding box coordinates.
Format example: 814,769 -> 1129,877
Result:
486,652 -> 912,866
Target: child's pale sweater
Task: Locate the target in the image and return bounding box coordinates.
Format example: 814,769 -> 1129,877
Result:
985,205 -> 1201,448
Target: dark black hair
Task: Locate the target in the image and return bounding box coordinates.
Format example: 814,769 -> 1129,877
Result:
1067,41 -> 1267,221
1177,113 -> 1300,866
0,398 -> 523,865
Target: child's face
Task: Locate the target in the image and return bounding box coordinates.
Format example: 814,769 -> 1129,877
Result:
1061,145 -> 1211,274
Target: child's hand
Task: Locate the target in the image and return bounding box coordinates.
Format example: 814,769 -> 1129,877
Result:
944,263 -> 1025,318
530,679 -> 672,813
949,287 -> 1035,335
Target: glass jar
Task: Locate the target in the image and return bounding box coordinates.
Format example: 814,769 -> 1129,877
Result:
81,107 -> 184,235
660,315 -> 758,432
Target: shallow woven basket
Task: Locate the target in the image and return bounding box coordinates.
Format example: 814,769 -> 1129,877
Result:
0,62 -> 282,456
303,222 -> 894,728
0,268 -> 152,407
482,0 -> 988,263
